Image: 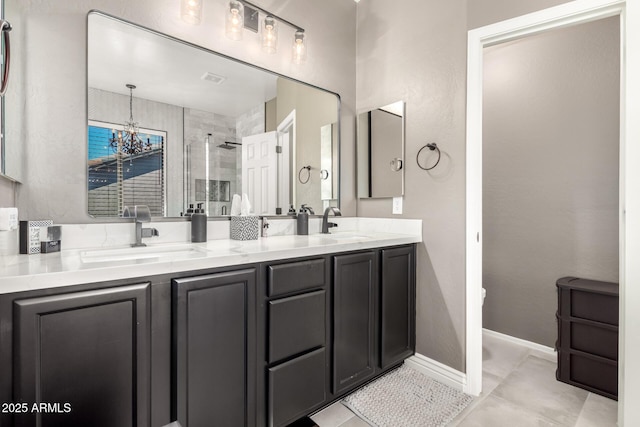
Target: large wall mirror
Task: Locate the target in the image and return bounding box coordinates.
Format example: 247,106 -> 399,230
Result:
357,101 -> 405,198
87,11 -> 339,218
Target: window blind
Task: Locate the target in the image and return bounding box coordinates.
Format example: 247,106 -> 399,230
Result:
88,122 -> 166,217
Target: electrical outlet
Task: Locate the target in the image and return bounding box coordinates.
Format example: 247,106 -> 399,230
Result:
392,197 -> 403,215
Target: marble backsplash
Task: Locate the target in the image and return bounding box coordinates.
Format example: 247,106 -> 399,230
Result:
0,217 -> 421,254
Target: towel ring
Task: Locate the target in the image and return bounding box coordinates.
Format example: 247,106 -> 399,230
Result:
416,143 -> 441,171
298,165 -> 311,184
0,20 -> 12,96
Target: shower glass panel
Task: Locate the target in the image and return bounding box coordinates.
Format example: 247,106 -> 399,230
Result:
184,135 -> 239,216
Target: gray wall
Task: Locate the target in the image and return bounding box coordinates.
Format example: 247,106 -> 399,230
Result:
482,17 -> 620,347
356,0 -> 469,371
0,179 -> 15,207
276,78 -> 338,211
355,0 -> 575,371
6,0 -> 356,222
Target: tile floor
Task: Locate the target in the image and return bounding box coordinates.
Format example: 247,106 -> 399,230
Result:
310,331 -> 618,427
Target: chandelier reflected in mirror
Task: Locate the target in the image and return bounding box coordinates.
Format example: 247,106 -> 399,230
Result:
109,84 -> 152,156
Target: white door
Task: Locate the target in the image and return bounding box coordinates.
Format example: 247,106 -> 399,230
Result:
242,131 -> 279,215
277,110 -> 296,210
277,130 -> 290,213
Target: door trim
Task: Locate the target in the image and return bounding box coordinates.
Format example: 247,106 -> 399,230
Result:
464,2 -> 631,420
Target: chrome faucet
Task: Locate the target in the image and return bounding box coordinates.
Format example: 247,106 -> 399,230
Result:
122,205 -> 159,247
321,206 -> 342,234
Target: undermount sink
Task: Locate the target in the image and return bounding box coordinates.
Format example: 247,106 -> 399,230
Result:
310,233 -> 369,241
80,244 -> 207,264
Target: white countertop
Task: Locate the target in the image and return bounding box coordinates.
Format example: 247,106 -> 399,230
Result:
0,218 -> 422,294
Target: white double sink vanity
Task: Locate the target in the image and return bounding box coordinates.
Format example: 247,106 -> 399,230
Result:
0,217 -> 421,427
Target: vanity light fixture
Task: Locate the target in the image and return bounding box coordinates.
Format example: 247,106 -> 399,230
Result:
224,0 -> 306,62
262,16 -> 278,54
292,30 -> 306,64
181,0 -> 203,25
225,0 -> 244,41
109,84 -> 151,156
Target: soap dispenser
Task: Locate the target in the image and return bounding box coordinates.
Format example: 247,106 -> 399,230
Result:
296,205 -> 311,235
191,203 -> 207,242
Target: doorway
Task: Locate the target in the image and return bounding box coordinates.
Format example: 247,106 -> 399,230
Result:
464,1 -> 637,424
481,17 -> 619,348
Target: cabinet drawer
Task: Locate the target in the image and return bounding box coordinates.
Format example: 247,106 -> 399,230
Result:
558,351 -> 617,399
570,322 -> 618,360
267,258 -> 326,297
571,290 -> 618,325
268,348 -> 326,427
269,290 -> 326,364
556,277 -> 618,325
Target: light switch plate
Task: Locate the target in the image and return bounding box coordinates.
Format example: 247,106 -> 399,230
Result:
392,197 -> 403,215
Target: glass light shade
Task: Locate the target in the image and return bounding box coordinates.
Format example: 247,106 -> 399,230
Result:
262,16 -> 278,54
180,0 -> 202,25
292,30 -> 307,64
225,1 -> 244,41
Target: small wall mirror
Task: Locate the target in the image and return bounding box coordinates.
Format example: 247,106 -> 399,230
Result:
1,2 -> 24,183
357,101 -> 405,198
87,11 -> 340,218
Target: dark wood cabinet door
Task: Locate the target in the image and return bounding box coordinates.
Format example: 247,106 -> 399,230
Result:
332,252 -> 376,394
172,268 -> 257,427
13,283 -> 151,427
380,246 -> 416,369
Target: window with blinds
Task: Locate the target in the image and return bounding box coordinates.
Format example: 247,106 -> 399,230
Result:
88,120 -> 166,217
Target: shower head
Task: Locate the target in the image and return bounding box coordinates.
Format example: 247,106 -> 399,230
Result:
217,141 -> 241,150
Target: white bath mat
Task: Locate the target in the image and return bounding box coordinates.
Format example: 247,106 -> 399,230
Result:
342,364 -> 473,427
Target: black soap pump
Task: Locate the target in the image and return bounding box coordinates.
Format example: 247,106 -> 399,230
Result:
296,204 -> 311,235
191,203 -> 207,243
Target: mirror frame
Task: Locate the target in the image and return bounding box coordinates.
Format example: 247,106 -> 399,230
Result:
357,100 -> 405,199
86,10 -> 341,219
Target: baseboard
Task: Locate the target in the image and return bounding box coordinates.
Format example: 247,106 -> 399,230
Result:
406,332 -> 554,395
482,328 -> 556,356
405,353 -> 467,392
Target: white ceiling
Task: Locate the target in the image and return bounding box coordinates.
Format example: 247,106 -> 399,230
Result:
88,13 -> 278,117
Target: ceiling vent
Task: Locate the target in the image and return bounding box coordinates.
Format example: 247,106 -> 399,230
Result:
200,71 -> 227,84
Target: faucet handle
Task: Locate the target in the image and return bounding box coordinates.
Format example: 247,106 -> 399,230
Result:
135,205 -> 151,222
122,205 -> 151,222
141,228 -> 159,238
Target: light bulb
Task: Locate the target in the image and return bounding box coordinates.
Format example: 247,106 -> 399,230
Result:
180,0 -> 202,25
225,1 -> 244,41
292,30 -> 306,64
262,16 -> 278,54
